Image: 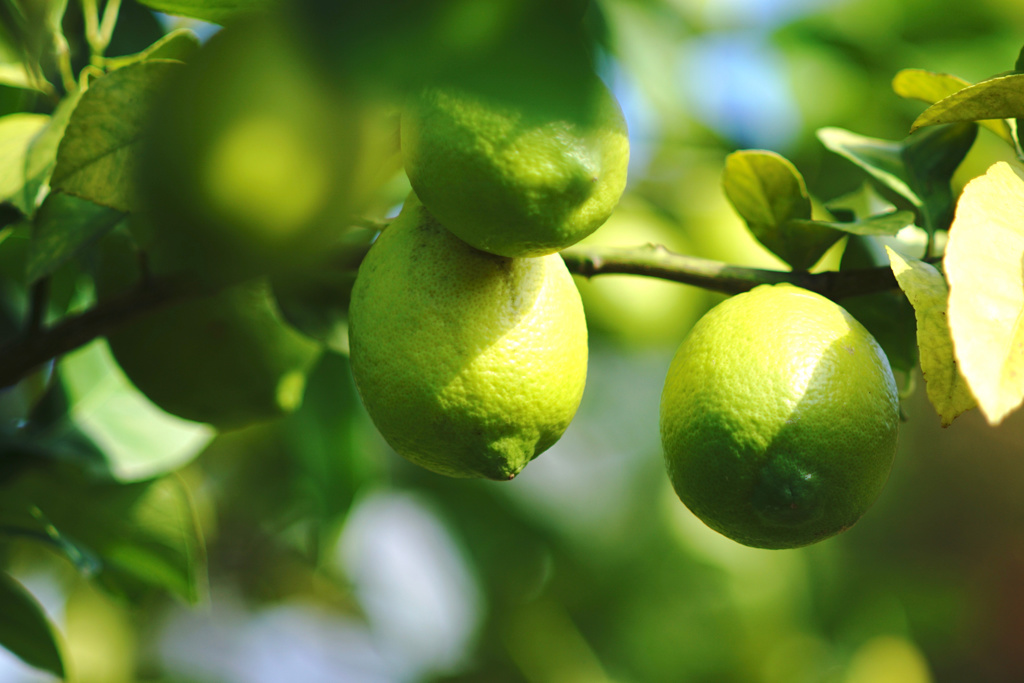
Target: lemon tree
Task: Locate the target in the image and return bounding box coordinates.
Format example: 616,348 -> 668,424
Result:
660,284 -> 900,549
7,3 -> 1024,680
348,196 -> 588,480
401,73 -> 629,258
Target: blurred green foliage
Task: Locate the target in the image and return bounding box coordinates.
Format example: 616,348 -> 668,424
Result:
1,0 -> 1024,682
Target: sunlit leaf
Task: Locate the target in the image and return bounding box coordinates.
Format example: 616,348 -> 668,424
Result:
133,0 -> 274,24
0,112 -> 48,205
50,60 -> 179,211
722,150 -> 842,270
60,339 -> 214,482
26,192 -> 124,282
0,63 -> 37,90
893,68 -> 971,104
886,247 -> 975,426
944,162 -> 1024,425
911,74 -> 1024,133
0,573 -> 64,678
104,28 -> 201,70
893,68 -> 1014,146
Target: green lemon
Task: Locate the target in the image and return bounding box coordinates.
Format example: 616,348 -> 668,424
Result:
98,233 -> 322,430
348,196 -> 588,480
660,283 -> 899,549
400,74 -> 629,258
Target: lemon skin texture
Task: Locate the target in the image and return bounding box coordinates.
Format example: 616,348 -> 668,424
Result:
348,198 -> 588,480
98,234 -> 322,430
400,76 -> 629,258
660,284 -> 900,549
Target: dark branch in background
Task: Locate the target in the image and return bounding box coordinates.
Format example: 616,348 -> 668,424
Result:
0,277 -> 204,390
0,242 -> 899,390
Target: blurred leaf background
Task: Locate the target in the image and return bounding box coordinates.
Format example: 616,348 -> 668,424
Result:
2,0 -> 1024,681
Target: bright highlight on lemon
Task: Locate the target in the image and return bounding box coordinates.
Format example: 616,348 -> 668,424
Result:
348,196 -> 588,480
659,283 -> 900,549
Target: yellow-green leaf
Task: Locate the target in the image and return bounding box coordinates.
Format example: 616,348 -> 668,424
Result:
944,162 -> 1024,425
0,113 -> 49,205
886,246 -> 976,426
893,68 -> 1014,146
722,150 -> 841,270
911,74 -> 1024,133
50,60 -> 179,212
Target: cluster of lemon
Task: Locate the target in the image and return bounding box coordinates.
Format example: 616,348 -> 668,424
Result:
107,18 -> 900,549
352,80 -> 905,548
348,77 -> 629,480
350,76 -> 900,549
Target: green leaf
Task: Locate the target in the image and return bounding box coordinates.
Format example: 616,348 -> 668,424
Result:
0,572 -> 65,678
14,88 -> 83,215
60,339 -> 215,482
26,192 -> 125,282
789,210 -> 914,237
893,68 -> 1014,147
825,182 -> 898,222
817,123 -> 977,234
911,74 -> 1024,132
893,68 -> 971,104
0,112 -> 48,205
944,161 -> 1024,425
50,60 -> 180,212
722,150 -> 842,270
104,28 -> 201,70
0,470 -> 206,602
132,0 -> 275,24
886,247 -> 975,426
273,272 -> 353,355
283,354 -> 368,543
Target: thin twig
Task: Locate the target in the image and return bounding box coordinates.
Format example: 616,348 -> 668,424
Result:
559,243 -> 898,299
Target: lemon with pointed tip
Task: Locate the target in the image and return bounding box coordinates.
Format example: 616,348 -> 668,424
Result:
660,284 -> 899,549
349,197 -> 588,480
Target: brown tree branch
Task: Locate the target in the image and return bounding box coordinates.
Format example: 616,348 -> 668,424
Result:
0,243 -> 900,390
558,243 -> 898,298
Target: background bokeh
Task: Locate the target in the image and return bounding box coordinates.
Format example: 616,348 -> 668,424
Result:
2,0 -> 1024,681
